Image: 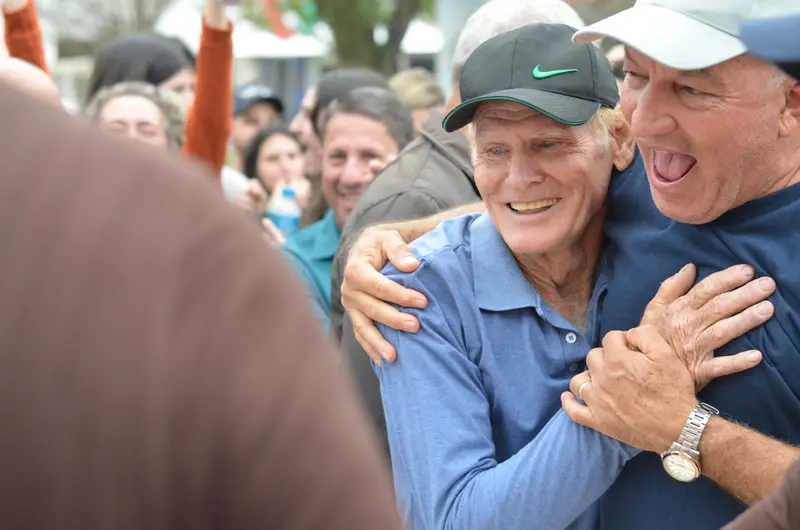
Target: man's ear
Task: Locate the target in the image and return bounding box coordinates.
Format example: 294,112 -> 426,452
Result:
778,79 -> 800,138
611,116 -> 635,172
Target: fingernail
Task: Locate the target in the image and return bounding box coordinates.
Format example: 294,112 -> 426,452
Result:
414,298 -> 426,308
741,265 -> 754,278
401,256 -> 418,265
374,358 -> 383,368
403,320 -> 417,332
759,277 -> 775,291
757,301 -> 772,316
681,264 -> 691,273
747,351 -> 761,363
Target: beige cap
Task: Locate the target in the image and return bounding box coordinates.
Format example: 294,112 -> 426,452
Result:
388,68 -> 445,109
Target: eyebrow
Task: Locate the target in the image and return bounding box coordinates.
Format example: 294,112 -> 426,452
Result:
624,48 -> 716,80
682,68 -> 715,79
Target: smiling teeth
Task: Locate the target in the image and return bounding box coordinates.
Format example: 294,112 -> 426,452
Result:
510,198 -> 560,212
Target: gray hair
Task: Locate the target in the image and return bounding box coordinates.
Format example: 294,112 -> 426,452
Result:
322,86 -> 415,151
451,0 -> 585,84
83,81 -> 185,150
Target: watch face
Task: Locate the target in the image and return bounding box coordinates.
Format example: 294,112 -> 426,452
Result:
663,453 -> 700,482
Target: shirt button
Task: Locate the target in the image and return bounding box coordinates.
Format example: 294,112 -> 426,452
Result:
565,332 -> 577,344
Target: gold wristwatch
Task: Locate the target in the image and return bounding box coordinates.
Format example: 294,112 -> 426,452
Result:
660,402 -> 719,482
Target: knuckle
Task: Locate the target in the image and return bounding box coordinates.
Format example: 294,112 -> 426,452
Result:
694,278 -> 717,300
370,276 -> 388,299
670,312 -> 694,336
362,300 -> 387,324
699,299 -> 729,325
637,323 -> 658,335
605,329 -> 625,344
384,230 -> 403,246
351,317 -> 371,339
343,262 -> 359,284
585,348 -> 601,369
705,324 -> 725,349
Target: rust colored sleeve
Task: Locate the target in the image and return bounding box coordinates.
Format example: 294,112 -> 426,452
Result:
3,1 -> 49,73
181,18 -> 233,182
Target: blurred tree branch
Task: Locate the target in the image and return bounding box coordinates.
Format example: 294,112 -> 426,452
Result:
41,0 -> 173,48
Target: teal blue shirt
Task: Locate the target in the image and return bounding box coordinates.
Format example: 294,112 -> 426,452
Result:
283,209 -> 341,330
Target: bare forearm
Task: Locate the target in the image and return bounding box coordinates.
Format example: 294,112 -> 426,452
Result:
371,201 -> 486,242
701,417 -> 800,505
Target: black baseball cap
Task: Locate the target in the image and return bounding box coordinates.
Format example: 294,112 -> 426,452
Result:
234,82 -> 284,116
443,23 -> 619,133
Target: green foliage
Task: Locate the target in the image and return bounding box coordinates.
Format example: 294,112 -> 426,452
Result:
244,0 -> 423,74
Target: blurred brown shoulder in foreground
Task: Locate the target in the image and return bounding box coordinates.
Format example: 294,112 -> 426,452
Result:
0,80 -> 400,530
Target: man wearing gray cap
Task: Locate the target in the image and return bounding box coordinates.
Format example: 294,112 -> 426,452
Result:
337,0 -> 800,528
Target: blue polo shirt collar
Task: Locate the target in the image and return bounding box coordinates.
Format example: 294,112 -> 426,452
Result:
469,212 -> 543,312
308,209 -> 341,261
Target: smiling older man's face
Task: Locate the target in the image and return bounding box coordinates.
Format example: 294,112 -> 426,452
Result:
621,48 -> 800,224
473,101 -> 619,258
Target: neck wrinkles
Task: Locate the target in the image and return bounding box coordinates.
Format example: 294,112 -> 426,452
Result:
761,156 -> 800,199
514,206 -> 606,326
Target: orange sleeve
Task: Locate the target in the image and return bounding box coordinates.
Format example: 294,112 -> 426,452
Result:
3,1 -> 48,73
181,19 -> 233,182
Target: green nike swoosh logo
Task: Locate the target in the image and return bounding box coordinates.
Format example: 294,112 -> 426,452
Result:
533,65 -> 579,79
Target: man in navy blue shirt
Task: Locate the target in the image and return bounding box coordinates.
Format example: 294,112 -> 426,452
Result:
338,1 -> 800,528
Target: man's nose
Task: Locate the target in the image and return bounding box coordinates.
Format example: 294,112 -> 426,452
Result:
508,156 -> 546,186
339,158 -> 371,186
630,85 -> 677,139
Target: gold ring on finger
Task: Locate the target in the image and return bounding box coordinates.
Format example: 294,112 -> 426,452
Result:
578,381 -> 592,403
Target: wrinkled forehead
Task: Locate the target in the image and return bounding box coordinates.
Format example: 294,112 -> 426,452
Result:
473,100 -> 579,138
100,94 -> 164,123
624,46 -> 777,88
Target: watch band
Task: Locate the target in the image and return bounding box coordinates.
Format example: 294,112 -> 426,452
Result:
676,402 -> 719,452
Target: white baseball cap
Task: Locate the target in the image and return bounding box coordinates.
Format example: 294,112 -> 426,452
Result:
574,0 -> 797,70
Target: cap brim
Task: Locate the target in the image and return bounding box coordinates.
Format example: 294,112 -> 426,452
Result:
574,5 -> 747,70
236,97 -> 284,116
740,14 -> 800,80
442,89 -> 601,132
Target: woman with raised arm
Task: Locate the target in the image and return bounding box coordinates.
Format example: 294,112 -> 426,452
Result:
2,0 -> 233,178
86,0 -> 233,177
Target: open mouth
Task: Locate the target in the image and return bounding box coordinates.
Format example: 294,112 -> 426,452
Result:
509,198 -> 561,214
653,151 -> 697,183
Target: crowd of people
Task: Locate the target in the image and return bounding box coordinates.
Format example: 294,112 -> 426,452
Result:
1,0 -> 800,528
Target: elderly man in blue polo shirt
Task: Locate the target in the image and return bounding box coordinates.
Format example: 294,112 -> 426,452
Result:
372,23 -> 768,530
339,0 -> 800,528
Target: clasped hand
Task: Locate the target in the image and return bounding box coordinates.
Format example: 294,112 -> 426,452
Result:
563,264 -> 774,453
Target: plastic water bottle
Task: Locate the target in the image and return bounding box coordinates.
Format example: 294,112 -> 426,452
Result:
266,186 -> 302,238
